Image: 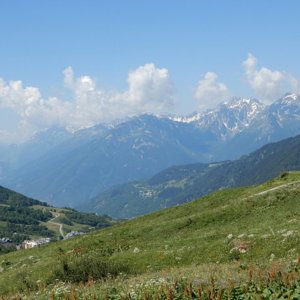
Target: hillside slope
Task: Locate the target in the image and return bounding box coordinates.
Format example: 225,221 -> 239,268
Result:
1,172 -> 300,296
0,185 -> 113,252
87,134 -> 300,218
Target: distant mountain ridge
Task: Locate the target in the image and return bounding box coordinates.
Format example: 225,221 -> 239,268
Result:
85,134 -> 300,218
172,97 -> 264,139
1,93 -> 300,208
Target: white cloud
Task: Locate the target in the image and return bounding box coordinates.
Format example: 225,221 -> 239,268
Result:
63,63 -> 174,128
63,66 -> 74,87
0,63 -> 175,142
0,79 -> 41,112
194,72 -> 231,110
0,78 -> 72,140
243,53 -> 298,102
126,64 -> 174,110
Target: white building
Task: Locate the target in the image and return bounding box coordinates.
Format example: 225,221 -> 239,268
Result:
21,238 -> 50,249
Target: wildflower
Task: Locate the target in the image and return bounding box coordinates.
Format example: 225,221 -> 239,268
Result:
133,247 -> 140,253
282,230 -> 294,237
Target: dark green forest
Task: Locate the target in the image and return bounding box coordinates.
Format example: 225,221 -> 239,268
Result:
0,186 -> 54,248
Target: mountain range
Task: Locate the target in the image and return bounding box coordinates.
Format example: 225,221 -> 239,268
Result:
1,93 -> 300,208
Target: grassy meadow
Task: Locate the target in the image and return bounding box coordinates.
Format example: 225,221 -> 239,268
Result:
1,172 -> 300,298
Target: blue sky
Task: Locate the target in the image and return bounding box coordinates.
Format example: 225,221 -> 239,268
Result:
0,0 -> 300,142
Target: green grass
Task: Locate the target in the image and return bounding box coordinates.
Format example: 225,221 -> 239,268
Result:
26,264 -> 300,299
1,172 -> 300,298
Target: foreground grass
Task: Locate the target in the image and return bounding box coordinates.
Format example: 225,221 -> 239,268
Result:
0,172 -> 300,298
13,261 -> 300,299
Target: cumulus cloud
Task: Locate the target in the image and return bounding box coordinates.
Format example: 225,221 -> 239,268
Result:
0,79 -> 41,112
0,63 -> 175,142
63,66 -> 74,87
0,78 -> 71,141
243,53 -> 298,102
62,63 -> 174,129
126,64 -> 174,110
194,72 -> 231,110
0,80 -> 65,120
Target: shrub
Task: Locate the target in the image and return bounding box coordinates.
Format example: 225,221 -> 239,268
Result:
229,248 -> 241,261
52,255 -> 132,283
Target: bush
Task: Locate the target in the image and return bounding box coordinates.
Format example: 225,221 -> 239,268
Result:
229,248 -> 241,261
52,255 -> 132,283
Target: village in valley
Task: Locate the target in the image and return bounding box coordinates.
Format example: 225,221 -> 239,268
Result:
0,231 -> 85,252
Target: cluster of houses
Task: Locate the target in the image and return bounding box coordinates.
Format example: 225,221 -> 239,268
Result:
0,238 -> 13,249
20,231 -> 85,249
0,237 -> 51,250
21,238 -> 51,249
0,237 -> 12,244
63,231 -> 84,240
0,231 -> 86,251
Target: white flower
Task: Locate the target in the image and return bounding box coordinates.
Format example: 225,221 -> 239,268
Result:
133,247 -> 140,253
282,230 -> 294,237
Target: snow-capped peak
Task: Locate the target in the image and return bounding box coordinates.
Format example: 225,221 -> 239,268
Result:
168,97 -> 266,140
270,93 -> 300,121
223,97 -> 265,119
170,113 -> 203,123
282,93 -> 299,103
224,97 -> 261,108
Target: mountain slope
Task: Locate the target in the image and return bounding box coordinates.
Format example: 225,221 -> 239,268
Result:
1,172 -> 300,296
0,185 -> 53,245
2,115 -> 216,207
0,185 -> 113,251
86,134 -> 300,218
0,127 -> 73,175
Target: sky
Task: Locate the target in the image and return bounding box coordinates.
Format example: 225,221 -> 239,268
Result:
0,0 -> 300,143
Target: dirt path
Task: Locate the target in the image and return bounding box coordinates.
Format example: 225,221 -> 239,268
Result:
48,212 -> 64,238
254,180 -> 300,196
